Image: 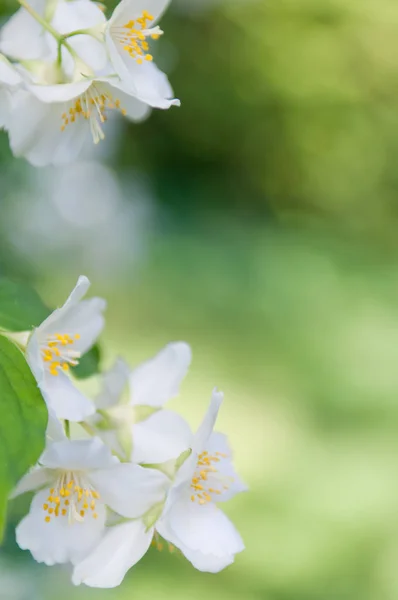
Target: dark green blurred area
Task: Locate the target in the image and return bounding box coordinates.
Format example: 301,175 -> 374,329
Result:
2,0 -> 398,599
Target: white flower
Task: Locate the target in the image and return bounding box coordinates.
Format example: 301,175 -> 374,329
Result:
91,342 -> 192,462
13,437 -> 169,566
26,275 -> 105,421
72,391 -> 247,588
0,0 -> 107,73
7,76 -> 151,166
0,55 -> 21,129
105,0 -> 180,109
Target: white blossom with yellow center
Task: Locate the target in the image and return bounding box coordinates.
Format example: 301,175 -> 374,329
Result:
13,438 -> 169,567
7,76 -> 152,166
105,0 -> 180,110
26,275 -> 106,421
72,391 -> 247,588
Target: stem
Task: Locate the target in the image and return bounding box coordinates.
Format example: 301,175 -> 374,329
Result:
17,0 -> 87,74
63,29 -> 96,40
64,420 -> 70,438
17,0 -> 61,41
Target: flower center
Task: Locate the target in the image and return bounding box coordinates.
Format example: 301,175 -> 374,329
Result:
113,10 -> 163,64
41,333 -> 81,376
43,472 -> 100,524
190,450 -> 230,505
61,87 -> 127,144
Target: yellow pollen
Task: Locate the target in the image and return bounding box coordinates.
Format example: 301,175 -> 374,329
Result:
45,516 -> 51,523
60,88 -> 128,142
118,10 -> 162,64
41,333 -> 81,375
190,449 -> 231,505
43,474 -> 100,524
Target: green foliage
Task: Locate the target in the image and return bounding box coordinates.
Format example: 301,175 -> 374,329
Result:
0,335 -> 47,541
72,343 -> 101,379
0,278 -> 50,332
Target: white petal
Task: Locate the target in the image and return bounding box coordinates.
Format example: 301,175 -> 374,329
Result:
72,520 -> 153,588
88,464 -> 169,518
110,0 -> 170,28
132,409 -> 192,464
16,489 -> 106,566
192,389 -> 223,454
95,358 -> 130,410
130,342 -> 192,407
106,52 -> 180,109
38,275 -> 106,354
0,58 -> 21,86
0,1 -> 49,61
26,330 -> 45,386
11,467 -> 53,499
40,438 -> 116,470
41,370 -> 95,421
46,408 -> 68,442
8,91 -> 88,167
161,497 -> 244,558
156,518 -> 235,572
0,87 -> 10,130
176,546 -> 235,573
51,0 -> 107,72
204,432 -> 248,502
27,81 -> 92,103
105,80 -> 150,122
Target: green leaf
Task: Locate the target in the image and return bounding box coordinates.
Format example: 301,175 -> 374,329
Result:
0,335 -> 47,541
0,278 -> 50,332
72,344 -> 101,379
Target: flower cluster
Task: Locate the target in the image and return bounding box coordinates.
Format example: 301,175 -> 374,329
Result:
0,0 -> 179,166
11,276 -> 246,588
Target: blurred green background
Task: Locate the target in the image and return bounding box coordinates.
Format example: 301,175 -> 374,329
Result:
2,0 -> 398,598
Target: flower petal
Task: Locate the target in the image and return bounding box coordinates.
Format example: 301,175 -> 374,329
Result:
176,545 -> 235,573
107,56 -> 180,109
38,275 -> 106,354
132,409 -> 193,464
88,464 -> 169,518
204,432 -> 248,502
72,520 -> 153,588
41,370 -> 95,421
95,358 -> 130,410
0,1 -> 49,61
46,408 -> 68,442
26,329 -> 45,386
130,342 -> 192,407
40,438 -> 116,471
156,518 -> 235,572
51,0 -> 107,72
11,467 -> 53,499
0,57 -> 21,86
110,0 -> 170,28
0,87 -> 10,130
7,91 -> 89,166
192,389 -> 223,454
160,497 -> 244,558
16,489 -> 106,566
104,80 -> 151,122
27,81 -> 92,104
